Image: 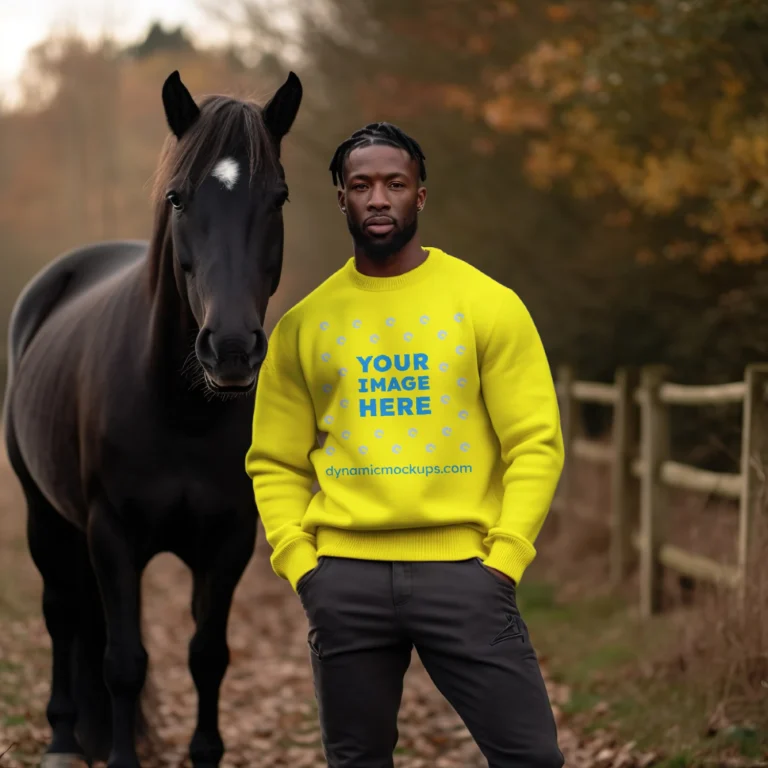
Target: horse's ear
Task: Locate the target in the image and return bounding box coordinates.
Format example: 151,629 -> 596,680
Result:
162,70 -> 200,139
263,71 -> 303,145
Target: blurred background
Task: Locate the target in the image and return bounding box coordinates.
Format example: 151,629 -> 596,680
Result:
4,0 -> 768,463
1,1 -> 768,766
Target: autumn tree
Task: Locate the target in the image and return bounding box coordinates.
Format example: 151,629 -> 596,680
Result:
500,1 -> 768,268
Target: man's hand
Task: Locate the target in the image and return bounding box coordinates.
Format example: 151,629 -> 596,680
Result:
484,564 -> 516,586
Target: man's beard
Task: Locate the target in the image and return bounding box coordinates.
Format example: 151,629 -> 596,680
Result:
347,211 -> 418,261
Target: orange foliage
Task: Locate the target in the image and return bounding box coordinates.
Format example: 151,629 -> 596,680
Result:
497,16 -> 768,265
633,4 -> 660,21
466,34 -> 493,55
439,85 -> 478,119
545,5 -> 574,23
482,94 -> 550,133
496,1 -> 518,19
376,1 -> 768,267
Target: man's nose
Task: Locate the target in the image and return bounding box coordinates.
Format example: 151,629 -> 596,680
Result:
368,183 -> 391,209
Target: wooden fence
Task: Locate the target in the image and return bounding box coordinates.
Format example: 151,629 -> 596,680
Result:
553,363 -> 768,616
3,348 -> 766,618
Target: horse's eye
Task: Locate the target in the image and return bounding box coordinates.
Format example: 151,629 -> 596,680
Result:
166,191 -> 184,210
275,190 -> 290,209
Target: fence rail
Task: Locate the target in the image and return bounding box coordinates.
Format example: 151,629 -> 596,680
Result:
656,381 -> 747,405
554,363 -> 768,616
3,349 -> 765,617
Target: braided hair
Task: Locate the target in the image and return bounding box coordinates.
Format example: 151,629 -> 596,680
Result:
329,122 -> 427,187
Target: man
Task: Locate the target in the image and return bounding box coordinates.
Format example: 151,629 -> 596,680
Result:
245,122 -> 565,768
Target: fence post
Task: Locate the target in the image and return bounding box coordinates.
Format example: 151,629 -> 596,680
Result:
639,365 -> 670,617
738,364 -> 768,603
611,367 -> 639,586
556,365 -> 577,516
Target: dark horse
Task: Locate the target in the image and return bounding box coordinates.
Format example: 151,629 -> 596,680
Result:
2,69 -> 302,768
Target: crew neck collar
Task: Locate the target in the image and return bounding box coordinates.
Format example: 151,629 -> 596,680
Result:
344,247 -> 443,292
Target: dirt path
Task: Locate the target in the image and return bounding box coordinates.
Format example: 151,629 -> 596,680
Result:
0,450 -> 636,768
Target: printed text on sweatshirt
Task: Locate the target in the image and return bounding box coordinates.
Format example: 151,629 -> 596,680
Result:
245,247 -> 564,591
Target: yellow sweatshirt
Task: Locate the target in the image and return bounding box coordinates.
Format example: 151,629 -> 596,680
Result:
245,247 -> 564,591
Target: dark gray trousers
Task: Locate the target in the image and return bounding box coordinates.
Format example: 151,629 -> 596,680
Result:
296,556 -> 564,768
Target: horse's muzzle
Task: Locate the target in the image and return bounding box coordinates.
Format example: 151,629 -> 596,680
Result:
205,367 -> 256,392
196,328 -> 266,393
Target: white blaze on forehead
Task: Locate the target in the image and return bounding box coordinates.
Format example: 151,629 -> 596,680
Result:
211,157 -> 240,190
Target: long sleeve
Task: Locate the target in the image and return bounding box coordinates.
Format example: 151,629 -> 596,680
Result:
479,290 -> 565,585
244,318 -> 319,591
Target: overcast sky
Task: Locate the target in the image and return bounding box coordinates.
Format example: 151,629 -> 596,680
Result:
1,0 -> 248,104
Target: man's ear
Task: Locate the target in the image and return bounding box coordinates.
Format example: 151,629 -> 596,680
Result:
338,188 -> 347,214
417,186 -> 427,212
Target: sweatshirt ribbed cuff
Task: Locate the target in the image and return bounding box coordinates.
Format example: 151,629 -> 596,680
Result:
483,535 -> 537,585
272,537 -> 318,592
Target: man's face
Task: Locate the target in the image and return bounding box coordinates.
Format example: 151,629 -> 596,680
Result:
338,144 -> 427,261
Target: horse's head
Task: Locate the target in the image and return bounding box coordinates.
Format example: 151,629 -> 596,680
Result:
156,70 -> 302,395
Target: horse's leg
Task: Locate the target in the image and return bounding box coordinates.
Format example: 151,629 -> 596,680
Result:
188,522 -> 256,768
25,483 -> 90,765
88,505 -> 147,768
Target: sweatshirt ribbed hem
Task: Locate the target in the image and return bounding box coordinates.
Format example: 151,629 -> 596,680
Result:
315,524 -> 488,562
277,527 -> 539,591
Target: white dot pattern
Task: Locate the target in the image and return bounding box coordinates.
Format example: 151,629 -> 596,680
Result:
316,312 -> 473,461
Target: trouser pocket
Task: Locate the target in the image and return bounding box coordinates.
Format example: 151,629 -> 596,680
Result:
296,556 -> 329,596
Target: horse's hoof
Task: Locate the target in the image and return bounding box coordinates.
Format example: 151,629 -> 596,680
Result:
40,754 -> 91,768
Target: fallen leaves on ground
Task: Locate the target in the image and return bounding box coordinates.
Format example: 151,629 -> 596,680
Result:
0,505 -> 660,768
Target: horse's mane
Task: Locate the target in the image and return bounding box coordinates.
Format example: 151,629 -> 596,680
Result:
146,94 -> 282,292
151,94 -> 281,205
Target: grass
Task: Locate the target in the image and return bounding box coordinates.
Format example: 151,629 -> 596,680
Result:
517,579 -> 768,765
